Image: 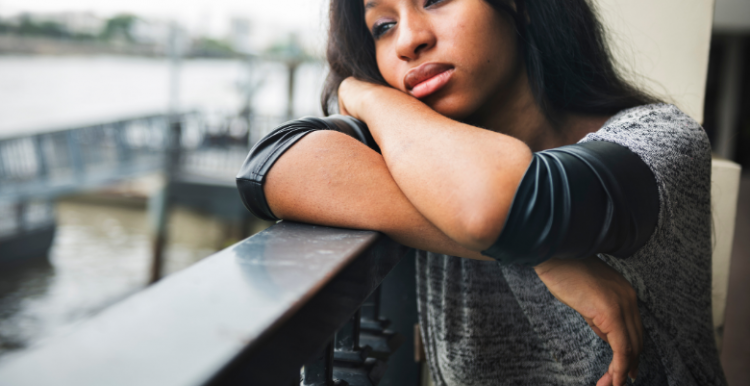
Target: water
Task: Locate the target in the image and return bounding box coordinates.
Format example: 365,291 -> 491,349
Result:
0,55 -> 326,137
0,199 -> 246,362
0,55 -> 306,361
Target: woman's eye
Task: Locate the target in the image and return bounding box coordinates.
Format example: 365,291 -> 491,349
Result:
372,22 -> 395,39
424,0 -> 447,7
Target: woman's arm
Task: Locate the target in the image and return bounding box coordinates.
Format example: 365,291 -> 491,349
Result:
263,128 -> 490,260
262,129 -> 641,385
338,79 -> 533,250
336,79 -> 647,386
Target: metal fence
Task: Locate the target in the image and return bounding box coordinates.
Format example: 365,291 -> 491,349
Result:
0,112 -> 291,246
0,114 -> 173,204
0,112 -> 289,204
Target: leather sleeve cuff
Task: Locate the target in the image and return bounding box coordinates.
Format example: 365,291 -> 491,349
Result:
482,141 -> 659,266
235,116 -> 378,221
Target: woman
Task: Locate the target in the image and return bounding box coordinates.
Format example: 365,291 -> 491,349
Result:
236,0 -> 726,385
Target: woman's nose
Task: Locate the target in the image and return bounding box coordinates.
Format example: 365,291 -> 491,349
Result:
395,13 -> 436,61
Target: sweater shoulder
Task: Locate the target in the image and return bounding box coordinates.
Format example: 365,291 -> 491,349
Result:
580,103 -> 710,165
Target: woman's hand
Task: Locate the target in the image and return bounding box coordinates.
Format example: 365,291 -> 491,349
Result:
534,256 -> 642,386
337,77 -> 387,120
336,76 -> 532,250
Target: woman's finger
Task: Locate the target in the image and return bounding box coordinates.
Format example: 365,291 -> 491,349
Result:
605,320 -> 633,386
534,256 -> 644,385
596,370 -> 614,386
622,312 -> 640,381
627,302 -> 643,380
620,292 -> 642,380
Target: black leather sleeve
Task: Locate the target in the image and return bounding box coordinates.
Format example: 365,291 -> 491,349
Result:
235,115 -> 380,221
481,141 -> 660,266
236,117 -> 659,265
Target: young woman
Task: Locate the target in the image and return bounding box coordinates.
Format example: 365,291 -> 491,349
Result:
236,0 -> 727,385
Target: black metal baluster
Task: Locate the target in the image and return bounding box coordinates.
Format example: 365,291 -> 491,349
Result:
303,341 -> 333,386
335,309 -> 361,353
360,287 -> 389,332
359,285 -> 405,368
332,307 -> 391,386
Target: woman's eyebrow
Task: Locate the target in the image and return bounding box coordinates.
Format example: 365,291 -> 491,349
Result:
364,0 -> 380,12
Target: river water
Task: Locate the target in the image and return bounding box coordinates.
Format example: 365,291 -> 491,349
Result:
0,55 -> 326,137
0,199 -> 254,362
0,55 -> 319,361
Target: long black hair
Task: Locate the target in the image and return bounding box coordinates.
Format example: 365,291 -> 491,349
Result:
321,0 -> 659,120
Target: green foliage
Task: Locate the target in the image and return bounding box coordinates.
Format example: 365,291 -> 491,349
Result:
100,14 -> 138,42
264,35 -> 310,61
0,20 -> 11,34
191,38 -> 236,57
0,15 -> 97,40
17,15 -> 69,38
0,12 -> 248,58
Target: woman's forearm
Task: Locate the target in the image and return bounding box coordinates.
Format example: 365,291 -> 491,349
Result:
263,129 -> 490,261
349,85 -> 533,251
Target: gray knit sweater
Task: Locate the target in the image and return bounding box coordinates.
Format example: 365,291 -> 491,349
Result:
416,104 -> 727,386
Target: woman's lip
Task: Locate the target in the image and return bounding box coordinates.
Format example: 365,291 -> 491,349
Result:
409,68 -> 454,99
404,62 -> 454,89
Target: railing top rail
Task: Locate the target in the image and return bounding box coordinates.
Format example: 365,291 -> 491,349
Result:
0,222 -> 408,386
0,111 -> 197,142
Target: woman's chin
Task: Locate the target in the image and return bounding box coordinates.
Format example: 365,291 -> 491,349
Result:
416,84 -> 482,117
427,98 -> 478,121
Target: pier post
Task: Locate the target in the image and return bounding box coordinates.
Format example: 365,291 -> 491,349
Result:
15,201 -> 25,233
286,60 -> 299,121
148,185 -> 168,284
148,119 -> 182,284
149,24 -> 184,284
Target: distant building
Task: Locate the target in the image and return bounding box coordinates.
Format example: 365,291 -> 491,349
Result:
13,12 -> 105,36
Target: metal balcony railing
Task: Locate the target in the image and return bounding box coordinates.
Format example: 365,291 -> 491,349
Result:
0,112 -> 287,205
0,221 -> 412,386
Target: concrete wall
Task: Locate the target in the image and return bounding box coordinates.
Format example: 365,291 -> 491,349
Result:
595,0 -> 715,123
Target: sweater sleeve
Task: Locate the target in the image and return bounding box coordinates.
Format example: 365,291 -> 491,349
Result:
481,140 -> 659,266
497,104 -> 722,385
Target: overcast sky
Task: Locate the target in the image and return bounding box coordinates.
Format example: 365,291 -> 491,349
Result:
0,0 -> 330,52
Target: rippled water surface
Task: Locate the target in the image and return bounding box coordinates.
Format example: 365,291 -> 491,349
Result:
0,55 -> 325,137
0,199 -> 232,362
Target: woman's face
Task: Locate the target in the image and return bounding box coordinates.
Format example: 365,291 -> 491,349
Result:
363,0 -> 523,120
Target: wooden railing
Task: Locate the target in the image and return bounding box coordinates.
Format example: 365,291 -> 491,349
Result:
0,222 -> 413,386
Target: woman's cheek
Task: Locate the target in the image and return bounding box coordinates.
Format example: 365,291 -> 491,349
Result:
376,53 -> 403,90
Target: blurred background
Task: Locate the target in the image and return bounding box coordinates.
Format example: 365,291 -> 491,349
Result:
0,0 -> 747,384
0,0 -> 329,362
